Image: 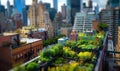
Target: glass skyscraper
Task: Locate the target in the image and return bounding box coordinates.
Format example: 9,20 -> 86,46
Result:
14,0 -> 25,14
0,1 -> 5,15
14,0 -> 27,26
109,0 -> 120,8
53,0 -> 58,11
66,0 -> 81,25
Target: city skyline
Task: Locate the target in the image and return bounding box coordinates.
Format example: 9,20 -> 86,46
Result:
0,0 -> 120,71
1,0 -> 107,11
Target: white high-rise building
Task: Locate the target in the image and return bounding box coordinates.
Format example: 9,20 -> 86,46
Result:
73,12 -> 95,33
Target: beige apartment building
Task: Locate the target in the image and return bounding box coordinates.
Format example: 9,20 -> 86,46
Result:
29,0 -> 53,38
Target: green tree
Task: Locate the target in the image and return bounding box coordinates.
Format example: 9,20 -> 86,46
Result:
13,65 -> 26,71
43,34 -> 66,47
98,23 -> 108,31
26,62 -> 38,71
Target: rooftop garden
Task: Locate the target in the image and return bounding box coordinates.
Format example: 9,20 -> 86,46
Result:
13,32 -> 106,71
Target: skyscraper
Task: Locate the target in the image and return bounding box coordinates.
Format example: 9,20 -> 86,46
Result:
29,1 -> 54,38
0,0 -> 5,14
73,12 -> 95,33
44,3 -> 51,10
88,0 -> 93,8
66,0 -> 81,25
113,7 -> 120,47
107,0 -> 120,47
14,0 -> 25,14
61,4 -> 67,19
14,0 -> 27,26
94,4 -> 99,19
100,0 -> 120,47
7,0 -> 12,17
99,9 -> 113,36
53,0 -> 58,11
44,3 -> 57,21
109,0 -> 120,8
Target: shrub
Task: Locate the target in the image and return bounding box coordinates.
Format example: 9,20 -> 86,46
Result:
63,47 -> 76,57
13,66 -> 26,71
39,44 -> 63,62
26,62 -> 38,71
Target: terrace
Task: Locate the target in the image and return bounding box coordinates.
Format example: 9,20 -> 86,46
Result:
11,32 -> 109,71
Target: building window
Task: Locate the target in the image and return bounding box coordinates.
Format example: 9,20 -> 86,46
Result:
36,48 -> 40,52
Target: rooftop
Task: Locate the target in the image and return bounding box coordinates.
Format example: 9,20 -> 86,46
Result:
3,32 -> 18,36
20,38 -> 42,44
58,37 -> 69,41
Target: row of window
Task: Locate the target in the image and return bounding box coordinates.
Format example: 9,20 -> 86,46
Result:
13,46 -> 41,62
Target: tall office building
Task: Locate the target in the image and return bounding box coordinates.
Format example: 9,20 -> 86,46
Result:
99,9 -> 113,36
73,12 -> 95,34
107,0 -> 120,47
0,0 -> 5,14
66,0 -> 81,25
94,4 -> 99,14
7,0 -> 12,17
109,0 -> 120,8
53,12 -> 63,37
94,4 -> 99,19
100,0 -> 120,47
14,0 -> 25,14
29,0 -> 53,38
53,0 -> 58,11
88,0 -> 93,8
112,7 -> 120,47
61,4 -> 67,19
44,3 -> 57,21
49,8 -> 57,21
44,3 -> 51,10
14,0 -> 27,26
83,3 -> 86,8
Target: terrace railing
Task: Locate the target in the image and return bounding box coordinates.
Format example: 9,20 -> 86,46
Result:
94,32 -> 108,71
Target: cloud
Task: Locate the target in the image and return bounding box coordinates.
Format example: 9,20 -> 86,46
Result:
26,0 -> 32,5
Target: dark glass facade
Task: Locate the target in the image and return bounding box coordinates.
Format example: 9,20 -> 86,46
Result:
14,0 -> 27,26
109,0 -> 120,8
44,3 -> 57,22
44,3 -> 51,10
0,5 -> 5,14
66,0 -> 81,25
0,5 -> 5,12
53,0 -> 58,11
14,0 -> 25,14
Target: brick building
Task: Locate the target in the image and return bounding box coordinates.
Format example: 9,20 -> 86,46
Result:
70,31 -> 78,41
20,26 -> 48,40
0,33 -> 43,71
60,27 -> 72,37
92,20 -> 99,32
32,31 -> 48,40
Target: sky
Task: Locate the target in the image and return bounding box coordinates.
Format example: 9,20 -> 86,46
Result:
0,0 -> 107,11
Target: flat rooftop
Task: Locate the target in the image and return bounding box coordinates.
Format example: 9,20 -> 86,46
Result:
20,38 -> 42,44
58,37 -> 69,41
3,32 -> 18,36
